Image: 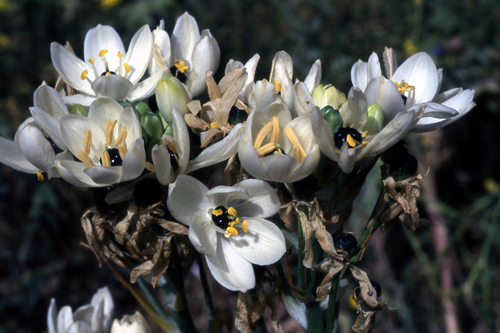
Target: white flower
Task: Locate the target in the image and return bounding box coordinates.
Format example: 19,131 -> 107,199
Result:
225,54 -> 260,104
352,50 -> 475,132
238,101 -> 320,183
311,88 -> 416,174
47,287 -> 114,333
53,97 -> 145,187
167,175 -> 285,292
51,24 -> 163,107
110,312 -> 151,333
150,12 -> 220,97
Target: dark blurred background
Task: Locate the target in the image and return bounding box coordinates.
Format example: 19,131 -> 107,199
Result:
0,0 -> 499,332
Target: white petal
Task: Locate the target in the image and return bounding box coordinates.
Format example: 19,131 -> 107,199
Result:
171,12 -> 200,66
167,175 -> 211,225
30,107 -> 67,150
149,28 -> 171,75
433,87 -> 462,104
238,136 -> 270,180
284,144 -> 320,183
231,179 -> 280,218
206,235 -> 255,292
205,186 -> 250,208
91,75 -> 134,102
54,160 -> 100,187
84,24 -> 125,74
171,107 -> 190,175
188,30 -> 221,97
249,80 -> 280,111
274,59 -> 295,115
338,143 -> 356,174
47,299 -> 58,333
343,88 -> 368,130
0,137 -> 37,173
85,165 -> 121,184
364,76 -> 405,124
66,321 -> 93,333
420,103 -> 458,118
50,42 -> 94,96
124,25 -> 153,84
88,97 -> 123,131
118,107 -> 142,147
59,115 -> 106,164
120,138 -> 146,182
230,217 -> 285,265
62,94 -> 97,108
261,153 -> 300,183
186,123 -> 243,173
17,125 -> 55,172
152,144 -> 174,186
294,82 -> 315,117
57,306 -> 74,333
270,51 -> 293,80
90,287 -> 114,332
311,107 -> 338,161
189,215 -> 217,257
392,52 -> 439,104
126,67 -> 164,102
34,83 -> 68,118
304,59 -> 321,93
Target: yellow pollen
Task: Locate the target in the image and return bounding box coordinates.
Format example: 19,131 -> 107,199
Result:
253,122 -> 273,149
114,126 -> 127,146
256,142 -> 276,157
124,63 -> 130,73
105,119 -> 118,146
145,162 -> 155,172
81,70 -> 88,80
274,149 -> 282,154
117,51 -> 123,58
270,116 -> 280,146
393,80 -> 415,93
362,131 -> 368,138
100,151 -> 111,167
210,122 -> 220,129
99,49 -> 108,57
242,220 -> 248,233
168,144 -> 177,154
225,226 -> 238,237
117,143 -> 128,160
77,151 -> 95,168
346,134 -> 356,147
233,218 -> 240,224
362,140 -> 368,147
174,58 -> 189,73
83,129 -> 92,156
89,58 -> 95,64
37,171 -> 44,182
228,207 -> 237,217
213,209 -> 223,216
105,72 -> 112,76
284,127 -> 306,162
274,81 -> 281,93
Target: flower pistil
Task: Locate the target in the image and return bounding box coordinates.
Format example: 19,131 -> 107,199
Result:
211,205 -> 249,238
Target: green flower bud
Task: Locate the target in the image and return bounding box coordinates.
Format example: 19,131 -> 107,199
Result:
119,101 -> 133,109
321,106 -> 343,134
164,122 -> 174,137
312,84 -> 347,110
68,103 -> 88,117
140,111 -> 163,142
156,76 -> 191,123
365,104 -> 384,135
133,101 -> 152,116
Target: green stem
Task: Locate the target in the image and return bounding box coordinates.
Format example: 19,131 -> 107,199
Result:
137,278 -> 172,322
305,301 -> 324,332
329,171 -> 347,215
326,274 -> 340,332
197,256 -> 214,332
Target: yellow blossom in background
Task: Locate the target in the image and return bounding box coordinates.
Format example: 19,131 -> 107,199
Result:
101,0 -> 121,10
403,40 -> 418,56
0,34 -> 10,50
484,178 -> 499,194
0,0 -> 11,11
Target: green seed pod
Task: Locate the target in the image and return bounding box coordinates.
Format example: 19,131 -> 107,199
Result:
140,111 -> 163,142
68,103 -> 88,117
364,104 -> 384,136
133,101 -> 152,116
321,106 -> 343,134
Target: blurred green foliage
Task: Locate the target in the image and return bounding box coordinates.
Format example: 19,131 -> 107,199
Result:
0,0 -> 499,332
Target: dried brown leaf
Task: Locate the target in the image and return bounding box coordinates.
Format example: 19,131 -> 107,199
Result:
235,292 -> 251,333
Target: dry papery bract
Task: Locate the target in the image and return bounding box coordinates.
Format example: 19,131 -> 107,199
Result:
235,285 -> 283,333
184,67 -> 249,147
81,201 -> 188,288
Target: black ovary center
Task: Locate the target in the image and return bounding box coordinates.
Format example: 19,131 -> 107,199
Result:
100,148 -> 123,166
101,71 -> 117,76
168,148 -> 179,170
170,66 -> 187,83
211,206 -> 232,229
401,94 -> 408,105
264,147 -> 284,157
333,232 -> 358,255
333,127 -> 362,149
45,136 -> 64,155
228,106 -> 248,125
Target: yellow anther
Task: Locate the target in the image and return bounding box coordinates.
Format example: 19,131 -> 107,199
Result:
346,134 -> 356,147
393,80 -> 415,93
226,226 -> 238,237
270,116 -> 280,146
256,142 -> 276,157
37,171 -> 44,182
253,122 -> 273,149
210,122 -> 220,129
89,58 -> 95,64
77,151 -> 95,168
292,146 -> 303,163
105,72 -> 112,76
233,218 -> 240,224
117,143 -> 128,160
362,131 -> 368,138
168,145 -> 177,154
242,220 -> 248,233
362,140 -> 368,147
174,58 -> 189,73
105,119 -> 118,146
100,151 -> 111,167
145,162 -> 156,172
228,207 -> 237,217
117,51 -> 123,58
114,125 -> 127,146
124,62 -> 130,73
99,49 -> 108,57
274,149 -> 282,154
83,129 -> 92,156
284,127 -> 306,162
212,209 -> 223,216
274,81 -> 281,93
81,70 -> 88,80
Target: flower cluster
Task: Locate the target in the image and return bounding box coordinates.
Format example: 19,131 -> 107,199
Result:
0,12 -> 475,330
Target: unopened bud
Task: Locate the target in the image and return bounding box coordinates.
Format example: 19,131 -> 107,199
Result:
140,111 -> 163,142
156,76 -> 191,123
133,101 -> 152,116
68,103 -> 88,117
321,106 -> 343,134
365,104 -> 384,135
312,84 -> 347,110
